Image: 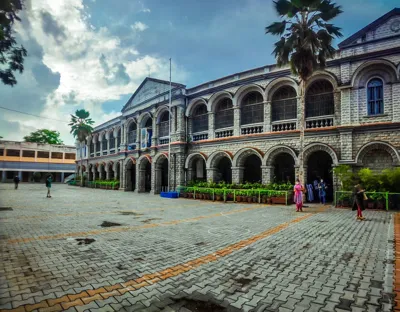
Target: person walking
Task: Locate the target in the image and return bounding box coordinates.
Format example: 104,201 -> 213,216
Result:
352,183 -> 366,221
46,175 -> 52,198
13,175 -> 20,189
318,178 -> 327,205
294,179 -> 304,212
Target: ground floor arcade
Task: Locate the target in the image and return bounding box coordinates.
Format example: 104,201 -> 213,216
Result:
0,170 -> 73,183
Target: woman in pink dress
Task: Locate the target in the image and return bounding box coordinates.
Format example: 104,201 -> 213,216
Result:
294,179 -> 304,212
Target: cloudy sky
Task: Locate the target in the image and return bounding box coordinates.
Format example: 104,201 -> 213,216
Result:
0,0 -> 398,145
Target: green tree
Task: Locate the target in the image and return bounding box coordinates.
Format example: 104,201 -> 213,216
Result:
1,0 -> 27,86
69,109 -> 95,186
23,129 -> 64,145
265,0 -> 343,181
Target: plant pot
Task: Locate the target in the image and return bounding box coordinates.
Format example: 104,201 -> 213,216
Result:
267,198 -> 272,204
342,200 -> 350,207
252,196 -> 258,203
236,196 -> 241,202
216,195 -> 222,201
367,201 -> 375,209
272,196 -> 286,205
247,197 -> 252,203
262,196 -> 267,204
376,201 -> 385,210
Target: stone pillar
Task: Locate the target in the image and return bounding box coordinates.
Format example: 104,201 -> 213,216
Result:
339,130 -> 353,161
176,106 -> 186,142
106,168 -> 110,180
171,107 -> 176,134
107,138 -> 110,155
340,88 -> 351,126
261,166 -> 273,185
393,82 -> 400,122
264,102 -> 271,132
206,168 -> 218,182
119,161 -> 124,190
18,171 -> 22,181
231,167 -> 244,184
152,115 -> 157,147
174,153 -> 185,189
138,169 -> 146,193
233,107 -> 240,136
154,168 -> 161,194
61,172 -> 65,183
208,113 -> 215,140
1,171 -> 6,183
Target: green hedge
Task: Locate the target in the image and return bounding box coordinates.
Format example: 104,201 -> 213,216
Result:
187,181 -> 293,191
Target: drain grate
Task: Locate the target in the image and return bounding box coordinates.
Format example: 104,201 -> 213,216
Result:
75,238 -> 96,245
179,299 -> 227,312
0,207 -> 13,211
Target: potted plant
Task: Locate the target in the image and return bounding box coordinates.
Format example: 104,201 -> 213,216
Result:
215,189 -> 223,201
236,191 -> 242,202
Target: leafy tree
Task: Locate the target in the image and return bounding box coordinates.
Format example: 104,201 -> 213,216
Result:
23,129 -> 64,145
69,109 -> 95,186
265,0 -> 343,181
1,0 -> 27,86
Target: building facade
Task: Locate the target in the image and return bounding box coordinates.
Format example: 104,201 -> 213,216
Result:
0,141 -> 76,183
77,9 -> 400,198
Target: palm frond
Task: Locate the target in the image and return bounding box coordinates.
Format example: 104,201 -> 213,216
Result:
274,0 -> 293,16
266,21 -> 288,35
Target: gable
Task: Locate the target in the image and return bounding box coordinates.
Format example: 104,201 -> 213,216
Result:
122,78 -> 185,112
339,8 -> 400,48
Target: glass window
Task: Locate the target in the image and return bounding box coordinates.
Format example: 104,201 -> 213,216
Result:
22,150 -> 35,157
65,153 -> 76,160
6,149 -> 20,157
158,112 -> 170,137
109,131 -> 115,149
271,87 -> 297,121
305,80 -> 334,118
192,104 -> 208,133
215,98 -> 233,129
37,151 -> 49,158
367,78 -> 384,115
52,152 -> 63,159
241,92 -> 264,125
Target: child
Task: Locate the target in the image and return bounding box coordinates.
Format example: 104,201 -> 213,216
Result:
46,175 -> 52,198
294,179 -> 304,212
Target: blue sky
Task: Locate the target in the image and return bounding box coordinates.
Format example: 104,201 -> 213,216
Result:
0,0 -> 398,144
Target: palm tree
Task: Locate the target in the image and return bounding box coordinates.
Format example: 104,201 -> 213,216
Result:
69,109 -> 95,186
265,0 -> 342,182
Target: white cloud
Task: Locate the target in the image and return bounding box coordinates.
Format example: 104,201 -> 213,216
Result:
131,21 -> 148,32
2,0 -> 187,145
141,8 -> 151,13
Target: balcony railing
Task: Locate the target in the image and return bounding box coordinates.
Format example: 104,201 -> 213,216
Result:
96,152 -> 100,157
306,116 -> 334,129
272,120 -> 297,132
192,132 -> 208,142
241,124 -> 263,135
128,131 -> 137,144
102,150 -> 108,156
159,137 -> 170,145
215,128 -> 233,138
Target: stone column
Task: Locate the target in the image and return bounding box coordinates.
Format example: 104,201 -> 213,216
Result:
174,153 -> 185,189
119,160 -> 124,190
208,113 -> 215,140
1,171 -> 6,183
152,114 -> 157,147
61,172 -> 65,183
206,168 -> 218,182
138,169 -> 145,193
231,167 -> 244,184
154,168 -> 161,194
261,166 -> 273,185
106,168 -> 110,180
18,171 -> 22,181
264,102 -> 271,132
107,137 -> 110,155
340,88 -> 351,126
393,82 -> 400,122
233,107 -> 240,136
176,106 -> 186,142
339,130 -> 353,161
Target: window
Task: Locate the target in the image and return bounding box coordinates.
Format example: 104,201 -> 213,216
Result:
89,142 -> 94,154
117,129 -> 121,147
0,149 -> 4,156
367,78 -> 384,115
128,123 -> 137,144
109,132 -> 115,149
37,151 -> 49,158
65,153 -> 76,160
305,80 -> 334,118
22,150 -> 35,158
102,136 -> 107,151
271,86 -> 297,121
215,98 -> 233,129
241,92 -> 264,125
6,149 -> 20,157
158,111 -> 170,137
51,152 -> 63,159
192,104 -> 208,133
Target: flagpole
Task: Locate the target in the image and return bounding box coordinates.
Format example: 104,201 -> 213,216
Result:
168,58 -> 172,192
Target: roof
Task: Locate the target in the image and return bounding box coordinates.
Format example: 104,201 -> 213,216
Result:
338,8 -> 400,48
121,77 -> 186,112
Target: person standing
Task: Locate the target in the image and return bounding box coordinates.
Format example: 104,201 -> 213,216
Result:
352,183 -> 366,221
13,175 -> 20,189
294,179 -> 304,212
46,175 -> 52,198
318,178 -> 327,205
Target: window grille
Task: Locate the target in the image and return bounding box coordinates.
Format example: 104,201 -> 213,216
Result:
367,78 -> 384,115
215,98 -> 233,129
241,92 -> 264,125
102,137 -> 107,151
158,112 -> 170,137
271,86 -> 297,121
116,130 -> 121,147
128,123 -> 137,144
305,80 -> 334,117
192,104 -> 208,133
109,132 -> 115,149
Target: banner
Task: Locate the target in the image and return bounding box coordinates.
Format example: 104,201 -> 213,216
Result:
141,128 -> 147,149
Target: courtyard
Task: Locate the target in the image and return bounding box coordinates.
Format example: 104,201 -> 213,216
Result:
0,184 -> 396,312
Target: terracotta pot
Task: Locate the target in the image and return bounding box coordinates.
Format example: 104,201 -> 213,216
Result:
377,201 -> 384,210
367,202 -> 375,209
216,195 -> 222,201
247,197 -> 252,203
252,196 -> 258,203
236,196 -> 241,202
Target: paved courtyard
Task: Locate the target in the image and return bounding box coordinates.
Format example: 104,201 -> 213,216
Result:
0,184 -> 396,312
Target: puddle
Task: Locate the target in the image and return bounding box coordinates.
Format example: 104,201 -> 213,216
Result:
195,242 -> 208,246
75,238 -> 96,245
134,257 -> 145,261
141,218 -> 161,223
179,299 -> 226,312
119,211 -> 143,216
0,207 -> 13,211
100,221 -> 122,227
235,278 -> 254,286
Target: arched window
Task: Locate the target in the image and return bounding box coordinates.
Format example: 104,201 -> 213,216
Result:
116,129 -> 121,148
367,78 -> 384,115
271,86 -> 297,121
192,104 -> 208,133
109,131 -> 115,149
158,111 -> 170,137
89,140 -> 94,157
101,135 -> 107,153
128,123 -> 137,144
215,98 -> 233,129
95,138 -> 100,156
240,92 -> 264,125
305,80 -> 334,118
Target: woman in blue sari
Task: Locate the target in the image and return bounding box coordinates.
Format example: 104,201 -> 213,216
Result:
318,179 -> 326,205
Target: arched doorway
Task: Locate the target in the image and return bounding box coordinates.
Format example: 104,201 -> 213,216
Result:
88,165 -> 93,181
138,157 -> 152,193
216,157 -> 232,183
243,154 -> 261,183
145,161 -> 151,192
307,151 -> 333,201
108,163 -> 114,180
156,157 -> 169,193
273,153 -> 295,183
192,158 -> 206,181
99,164 -> 106,180
125,159 -> 136,191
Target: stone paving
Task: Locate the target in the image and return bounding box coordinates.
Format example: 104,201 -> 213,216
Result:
0,184 -> 396,312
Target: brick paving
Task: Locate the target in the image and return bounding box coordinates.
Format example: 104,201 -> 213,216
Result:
0,184 -> 396,311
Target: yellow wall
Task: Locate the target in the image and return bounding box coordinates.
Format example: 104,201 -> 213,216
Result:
0,155 -> 75,164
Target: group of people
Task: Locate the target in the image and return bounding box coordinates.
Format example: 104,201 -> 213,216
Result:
294,178 -> 327,212
293,178 -> 367,221
13,175 -> 53,198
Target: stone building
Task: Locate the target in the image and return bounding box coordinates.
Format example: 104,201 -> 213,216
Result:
77,8 -> 400,199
